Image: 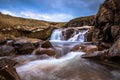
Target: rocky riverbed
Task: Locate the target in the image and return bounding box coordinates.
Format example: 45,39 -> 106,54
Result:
0,0 -> 120,80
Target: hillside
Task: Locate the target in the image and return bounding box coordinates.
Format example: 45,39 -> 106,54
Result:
63,15 -> 95,28
0,12 -> 66,29
0,12 -> 66,39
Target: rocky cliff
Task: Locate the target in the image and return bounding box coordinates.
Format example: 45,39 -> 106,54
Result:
65,0 -> 120,58
93,0 -> 120,57
94,0 -> 120,43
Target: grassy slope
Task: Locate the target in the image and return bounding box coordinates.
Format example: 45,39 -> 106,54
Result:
0,12 -> 66,30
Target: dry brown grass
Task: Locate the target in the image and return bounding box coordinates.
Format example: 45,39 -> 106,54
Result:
0,13 -> 66,30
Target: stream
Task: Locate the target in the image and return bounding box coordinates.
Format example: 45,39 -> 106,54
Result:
16,27 -> 120,80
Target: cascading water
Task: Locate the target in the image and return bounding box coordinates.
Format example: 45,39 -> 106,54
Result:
50,28 -> 88,42
50,29 -> 63,41
50,28 -> 88,56
16,26 -> 120,80
68,30 -> 88,42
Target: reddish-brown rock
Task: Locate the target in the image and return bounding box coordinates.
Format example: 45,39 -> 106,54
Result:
71,44 -> 98,53
34,47 -> 57,56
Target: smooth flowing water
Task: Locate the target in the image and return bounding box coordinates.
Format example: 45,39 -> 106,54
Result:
50,28 -> 88,42
16,52 -> 120,80
16,27 -> 120,80
50,28 -> 88,56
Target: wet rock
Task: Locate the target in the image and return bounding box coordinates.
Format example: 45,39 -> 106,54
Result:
82,49 -> 109,60
62,28 -> 77,40
0,58 -> 20,80
0,45 -> 16,56
71,45 -> 81,52
13,37 -> 43,55
71,44 -> 98,53
41,40 -> 53,48
85,26 -> 94,42
15,37 -> 42,48
0,58 -> 17,69
109,38 -> 120,57
81,45 -> 98,53
14,42 -> 35,55
34,47 -> 57,56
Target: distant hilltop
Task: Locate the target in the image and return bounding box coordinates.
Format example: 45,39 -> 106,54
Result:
0,12 -> 66,29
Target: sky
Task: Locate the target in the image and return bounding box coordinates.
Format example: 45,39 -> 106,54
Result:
0,0 -> 105,22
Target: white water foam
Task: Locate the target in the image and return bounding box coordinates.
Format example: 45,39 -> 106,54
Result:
16,51 -> 118,80
16,27 -> 120,80
16,52 -> 85,80
50,29 -> 88,42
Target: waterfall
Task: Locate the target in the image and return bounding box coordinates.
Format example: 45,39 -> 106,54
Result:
15,26 -> 120,80
49,28 -> 89,56
68,30 -> 88,42
50,28 -> 88,42
50,29 -> 63,41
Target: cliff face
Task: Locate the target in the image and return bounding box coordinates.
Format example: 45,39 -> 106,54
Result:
94,0 -> 120,43
65,0 -> 120,58
93,0 -> 120,57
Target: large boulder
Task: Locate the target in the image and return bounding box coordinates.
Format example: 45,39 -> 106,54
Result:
17,27 -> 55,40
90,0 -> 120,59
14,41 -> 35,55
0,58 -> 20,80
71,44 -> 98,53
82,49 -> 109,60
34,47 -> 57,56
14,37 -> 42,48
13,37 -> 43,55
34,40 -> 57,57
94,0 -> 120,43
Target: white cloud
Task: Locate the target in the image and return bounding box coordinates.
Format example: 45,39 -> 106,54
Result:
0,10 -> 17,16
0,10 -> 74,22
20,11 -> 74,22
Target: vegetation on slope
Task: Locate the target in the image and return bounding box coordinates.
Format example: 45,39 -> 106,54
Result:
0,12 -> 66,30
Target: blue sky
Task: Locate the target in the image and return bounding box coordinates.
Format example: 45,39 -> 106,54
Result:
0,0 -> 105,22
